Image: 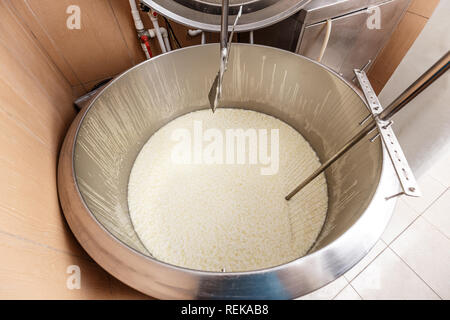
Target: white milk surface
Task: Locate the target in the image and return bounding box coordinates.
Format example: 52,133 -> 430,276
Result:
128,109 -> 328,272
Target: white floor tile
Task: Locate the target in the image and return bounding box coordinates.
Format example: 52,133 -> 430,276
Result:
423,190 -> 450,238
403,174 -> 446,214
391,217 -> 450,299
334,285 -> 361,300
427,153 -> 450,188
344,240 -> 387,281
381,199 -> 420,244
351,248 -> 439,300
297,277 -> 348,300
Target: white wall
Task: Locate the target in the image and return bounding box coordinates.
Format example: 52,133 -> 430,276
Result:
379,0 -> 449,177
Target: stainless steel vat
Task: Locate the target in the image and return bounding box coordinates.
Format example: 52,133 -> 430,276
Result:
58,44 -> 399,299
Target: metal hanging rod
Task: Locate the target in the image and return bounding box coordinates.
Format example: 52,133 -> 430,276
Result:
208,1 -> 243,112
286,51 -> 450,201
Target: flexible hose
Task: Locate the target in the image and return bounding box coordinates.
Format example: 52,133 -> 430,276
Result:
317,19 -> 332,63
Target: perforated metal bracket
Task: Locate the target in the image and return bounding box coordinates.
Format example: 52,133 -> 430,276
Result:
354,69 -> 421,198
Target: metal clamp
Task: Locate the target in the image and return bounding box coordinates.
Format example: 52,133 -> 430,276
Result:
354,69 -> 421,198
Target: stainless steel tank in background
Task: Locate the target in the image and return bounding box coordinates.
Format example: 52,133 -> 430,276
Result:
58,44 -> 399,299
252,0 -> 411,81
141,0 -> 311,32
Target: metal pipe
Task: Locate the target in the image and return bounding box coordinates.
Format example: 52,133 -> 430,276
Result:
220,0 -> 229,50
201,31 -> 206,44
286,51 -> 450,200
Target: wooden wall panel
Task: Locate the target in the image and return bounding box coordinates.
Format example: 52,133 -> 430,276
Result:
0,1 -> 76,256
368,0 -> 440,94
369,12 -> 427,86
0,232 -> 109,299
10,0 -> 137,95
9,0 -> 82,88
109,0 -> 147,64
407,0 -> 440,18
0,232 -> 149,299
8,0 -> 227,98
0,0 -> 147,299
24,0 -> 134,83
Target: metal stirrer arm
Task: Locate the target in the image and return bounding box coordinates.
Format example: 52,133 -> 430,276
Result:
218,0 -> 229,92
220,0 -> 229,50
208,1 -> 243,112
286,51 -> 450,201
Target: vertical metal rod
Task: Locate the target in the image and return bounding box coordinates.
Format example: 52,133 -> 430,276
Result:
286,51 -> 450,201
220,0 -> 229,50
218,0 -> 229,105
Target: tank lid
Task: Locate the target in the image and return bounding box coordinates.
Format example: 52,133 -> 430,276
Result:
140,0 -> 311,32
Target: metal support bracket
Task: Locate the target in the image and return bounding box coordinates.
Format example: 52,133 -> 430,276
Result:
354,69 -> 421,198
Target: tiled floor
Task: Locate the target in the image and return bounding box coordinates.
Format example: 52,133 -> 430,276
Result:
301,154 -> 450,300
